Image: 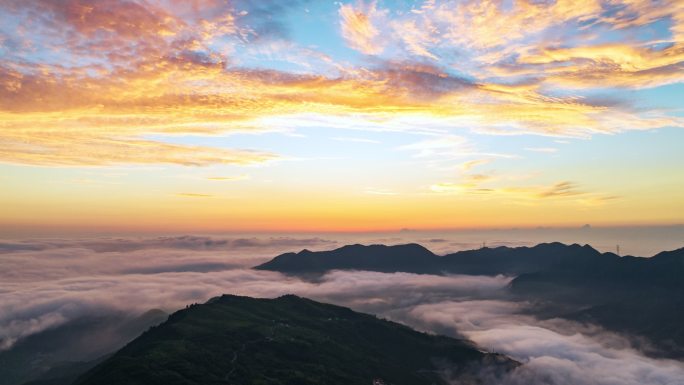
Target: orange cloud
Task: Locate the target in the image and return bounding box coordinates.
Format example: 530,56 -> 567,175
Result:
52,0 -> 178,37
207,175 -> 248,181
422,0 -> 602,50
0,0 -> 682,168
175,193 -> 213,198
0,132 -> 276,167
341,0 -> 684,90
2,56 -> 681,166
509,43 -> 684,89
392,19 -> 438,60
537,181 -> 584,198
459,159 -> 491,172
429,178 -> 619,208
339,1 -> 384,55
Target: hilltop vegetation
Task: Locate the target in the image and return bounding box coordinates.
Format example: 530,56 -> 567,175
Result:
74,295 -> 516,385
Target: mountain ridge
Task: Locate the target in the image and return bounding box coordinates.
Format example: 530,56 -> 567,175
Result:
256,243 -> 440,274
255,241 -> 638,276
71,294 -> 518,385
255,242 -> 684,359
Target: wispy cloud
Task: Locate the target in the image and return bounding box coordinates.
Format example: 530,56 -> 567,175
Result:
429,178 -> 619,207
459,159 -> 491,172
577,195 -> 621,207
175,193 -> 214,198
0,134 -> 277,167
537,181 -> 583,198
524,147 -> 558,153
339,1 -> 385,55
207,175 -> 249,181
0,0 -> 682,169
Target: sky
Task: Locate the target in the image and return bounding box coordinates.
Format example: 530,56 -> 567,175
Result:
1,0 -> 683,233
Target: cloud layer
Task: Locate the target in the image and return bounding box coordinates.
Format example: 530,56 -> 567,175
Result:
2,236 -> 684,384
1,1 -> 682,166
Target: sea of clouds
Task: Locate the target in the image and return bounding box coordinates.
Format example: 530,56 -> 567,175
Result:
2,235 -> 683,384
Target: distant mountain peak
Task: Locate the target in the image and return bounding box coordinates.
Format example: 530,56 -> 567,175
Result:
255,242 -> 438,273
255,241 -> 620,276
650,246 -> 684,261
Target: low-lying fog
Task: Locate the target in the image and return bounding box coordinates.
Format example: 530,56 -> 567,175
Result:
2,231 -> 684,385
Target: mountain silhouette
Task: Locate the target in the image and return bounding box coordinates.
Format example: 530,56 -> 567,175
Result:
256,243 -> 684,358
256,243 -> 439,273
255,242 -> 609,276
510,246 -> 684,358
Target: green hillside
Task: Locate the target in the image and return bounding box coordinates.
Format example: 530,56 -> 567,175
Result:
74,295 -> 516,385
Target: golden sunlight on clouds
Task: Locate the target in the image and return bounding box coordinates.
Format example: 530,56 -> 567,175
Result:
514,43 -> 684,89
339,1 -> 384,55
1,0 -> 683,167
0,129 -> 276,167
5,59 -> 678,167
175,193 -> 214,198
0,0 -> 682,231
437,0 -> 601,49
430,179 -> 619,208
459,159 -> 491,172
207,175 -> 248,181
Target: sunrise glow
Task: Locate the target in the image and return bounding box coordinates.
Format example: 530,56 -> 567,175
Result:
1,0 -> 683,233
